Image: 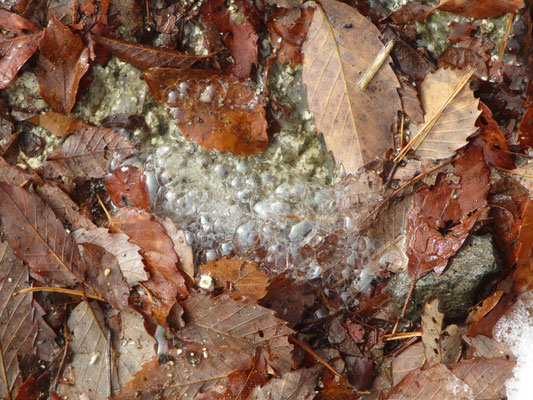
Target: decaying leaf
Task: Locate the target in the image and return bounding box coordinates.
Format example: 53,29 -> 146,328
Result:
178,294 -> 294,373
412,67 -> 481,160
0,32 -> 41,90
41,120 -> 134,181
302,0 -> 400,174
57,301 -> 111,400
421,299 -> 462,367
111,345 -> 251,400
104,165 -> 151,211
157,216 -> 195,280
26,111 -> 76,138
249,365 -> 322,400
91,34 -> 206,70
391,342 -> 425,386
513,197 -> 533,292
219,352 -> 269,400
37,16 -> 89,114
0,156 -> 32,186
432,0 -> 524,19
144,68 -> 268,155
72,227 -> 147,287
198,257 -> 269,300
0,182 -> 84,286
464,335 -> 514,359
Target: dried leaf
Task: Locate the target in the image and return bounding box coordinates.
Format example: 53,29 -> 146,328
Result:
178,294 -> 294,373
249,365 -> 322,400
0,32 -> 41,90
421,299 -> 462,367
434,0 -> 524,19
0,241 -> 55,398
111,345 -> 251,400
144,68 -> 268,155
438,38 -> 494,79
198,257 -> 269,301
0,156 -> 32,186
72,227 -> 147,287
0,182 -> 84,286
513,197 -> 533,292
463,335 -> 514,359
156,217 -> 194,280
302,0 -> 400,174
398,77 -> 424,124
512,161 -> 533,193
26,111 -> 76,138
91,34 -> 205,70
412,67 -> 481,160
41,120 -> 134,181
37,16 -> 89,114
0,9 -> 39,35
391,342 -> 425,386
104,165 -> 151,211
57,301 -> 111,400
220,352 -> 269,400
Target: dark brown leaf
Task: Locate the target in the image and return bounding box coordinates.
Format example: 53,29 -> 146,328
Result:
37,16 -> 89,114
0,156 -> 32,186
398,77 -> 424,124
513,197 -> 533,292
391,342 -> 425,386
249,365 -> 322,400
178,294 -> 294,373
0,182 -> 84,286
0,32 -> 41,89
104,165 -> 151,211
0,9 -> 39,34
41,120 -> 134,181
144,68 -> 268,155
221,352 -> 269,400
91,34 -> 206,70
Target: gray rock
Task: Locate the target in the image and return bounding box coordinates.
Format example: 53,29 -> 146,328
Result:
387,234 -> 501,321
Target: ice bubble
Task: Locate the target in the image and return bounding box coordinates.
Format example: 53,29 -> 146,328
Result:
289,219 -> 314,243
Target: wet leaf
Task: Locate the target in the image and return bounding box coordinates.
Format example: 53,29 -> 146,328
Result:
0,182 -> 84,286
398,77 -> 424,124
302,0 -> 401,174
0,156 -> 32,186
26,111 -> 76,138
438,38 -> 494,79
412,67 -> 481,160
178,294 -> 294,373
91,34 -> 206,70
104,165 -> 151,211
513,197 -> 533,292
41,120 -> 134,181
407,148 -> 490,278
72,227 -> 147,287
463,335 -> 514,359
37,16 -> 89,114
198,257 -> 269,301
249,365 -> 322,400
156,216 -> 195,280
421,299 -> 462,367
111,345 -> 251,400
220,352 -> 269,400
0,32 -> 41,90
0,9 -> 39,35
144,68 -> 268,155
57,301 -> 111,400
433,0 -> 524,19
391,342 -> 425,386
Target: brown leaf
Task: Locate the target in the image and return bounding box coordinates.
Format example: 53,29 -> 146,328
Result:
178,294 -> 294,373
302,0 -> 400,174
156,217 -> 194,280
518,97 -> 533,148
72,227 -> 147,287
421,299 -> 462,367
221,352 -> 269,400
104,165 -> 151,211
41,120 -> 134,181
0,32 -> 41,90
198,257 -> 269,301
57,301 -> 111,400
144,68 -> 268,155
398,77 -> 424,124
26,111 -> 76,138
407,148 -> 489,278
0,156 -> 32,186
37,16 -> 89,114
91,34 -> 205,70
463,335 -> 514,359
513,197 -> 533,292
434,0 -> 524,19
0,241 -> 56,398
249,365 -> 322,400
412,67 -> 481,160
0,182 -> 84,286
391,342 -> 425,386
111,345 -> 251,400
0,9 -> 39,35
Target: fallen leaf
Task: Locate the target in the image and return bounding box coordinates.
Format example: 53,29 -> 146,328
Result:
221,352 -> 269,400
111,345 -> 251,400
156,216 -> 195,280
0,9 -> 39,35
0,156 -> 32,186
178,294 -> 294,373
0,182 -> 84,286
26,111 -> 76,138
518,97 -> 533,148
398,77 -> 424,124
37,16 -> 90,114
513,197 -> 533,292
104,165 -> 151,211
0,241 -> 55,398
391,342 -> 425,386
463,335 -> 514,359
90,34 -> 205,70
41,120 -> 134,181
412,67 -> 481,160
433,0 -> 524,19
0,32 -> 41,90
57,301 -> 111,400
249,365 -> 322,400
198,257 -> 269,301
302,0 -> 400,174
438,38 -> 494,79
448,21 -> 482,44
407,147 -> 490,278
144,68 -> 268,155
421,299 -> 462,367
72,227 -> 147,287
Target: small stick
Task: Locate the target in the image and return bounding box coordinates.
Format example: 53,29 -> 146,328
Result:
495,165 -> 533,179
14,286 -> 104,301
499,13 -> 515,61
384,331 -> 422,341
288,336 -> 342,378
359,40 -> 395,91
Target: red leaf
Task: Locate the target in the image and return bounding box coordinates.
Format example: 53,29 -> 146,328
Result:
0,9 -> 39,34
436,0 -> 524,19
37,16 -> 90,114
513,197 -> 533,292
407,148 -> 490,278
144,68 -> 268,155
0,32 -> 41,89
518,97 -> 533,148
104,165 -> 151,211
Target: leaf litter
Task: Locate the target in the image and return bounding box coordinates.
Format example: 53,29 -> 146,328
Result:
0,0 -> 531,399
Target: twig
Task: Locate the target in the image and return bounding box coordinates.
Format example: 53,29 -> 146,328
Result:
359,40 -> 395,91
495,166 -> 533,179
424,0 -> 453,21
499,13 -> 515,61
14,286 -> 104,301
384,331 -> 422,341
288,336 -> 342,378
